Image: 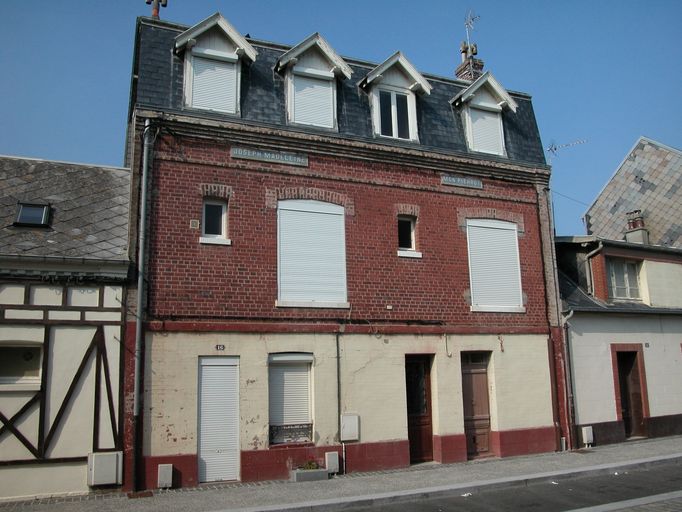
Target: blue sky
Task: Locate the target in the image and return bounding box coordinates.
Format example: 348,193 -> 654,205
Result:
1,1 -> 680,235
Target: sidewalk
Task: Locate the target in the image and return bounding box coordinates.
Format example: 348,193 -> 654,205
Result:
2,436 -> 682,512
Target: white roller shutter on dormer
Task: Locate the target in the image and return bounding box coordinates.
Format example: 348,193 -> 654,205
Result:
293,75 -> 334,128
192,56 -> 237,113
470,108 -> 503,155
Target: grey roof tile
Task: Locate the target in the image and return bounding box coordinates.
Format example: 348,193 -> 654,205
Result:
0,156 -> 131,261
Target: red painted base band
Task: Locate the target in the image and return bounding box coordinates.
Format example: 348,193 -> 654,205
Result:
490,426 -> 557,457
241,445 -> 342,482
141,454 -> 198,489
343,440 -> 410,473
432,434 -> 467,463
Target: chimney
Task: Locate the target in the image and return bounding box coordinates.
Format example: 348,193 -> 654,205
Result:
456,41 -> 484,81
624,210 -> 649,244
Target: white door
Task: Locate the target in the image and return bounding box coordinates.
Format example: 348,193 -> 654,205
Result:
198,357 -> 240,482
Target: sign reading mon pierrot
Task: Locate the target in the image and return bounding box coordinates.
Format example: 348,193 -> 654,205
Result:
231,147 -> 308,167
441,174 -> 483,189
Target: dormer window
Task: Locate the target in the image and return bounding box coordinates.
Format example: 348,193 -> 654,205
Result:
360,52 -> 431,143
175,13 -> 257,115
607,259 -> 640,300
276,33 -> 352,130
451,72 -> 518,157
15,203 -> 50,227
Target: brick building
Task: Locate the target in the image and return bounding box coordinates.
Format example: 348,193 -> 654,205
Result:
124,12 -> 566,489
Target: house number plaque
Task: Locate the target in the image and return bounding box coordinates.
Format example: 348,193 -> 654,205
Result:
215,344 -> 225,351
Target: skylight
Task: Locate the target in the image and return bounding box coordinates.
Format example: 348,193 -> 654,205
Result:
15,203 -> 50,227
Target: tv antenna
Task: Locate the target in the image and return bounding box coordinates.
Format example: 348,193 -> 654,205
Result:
464,10 -> 480,48
546,138 -> 587,164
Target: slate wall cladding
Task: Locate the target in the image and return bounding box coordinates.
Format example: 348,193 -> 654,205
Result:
132,18 -> 546,167
146,134 -> 549,329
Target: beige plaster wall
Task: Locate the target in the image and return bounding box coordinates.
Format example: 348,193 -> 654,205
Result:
0,463 -> 88,502
145,332 -> 554,456
640,260 -> 682,308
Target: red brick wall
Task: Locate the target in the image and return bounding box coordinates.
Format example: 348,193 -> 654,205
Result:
591,253 -> 609,301
145,135 -> 549,331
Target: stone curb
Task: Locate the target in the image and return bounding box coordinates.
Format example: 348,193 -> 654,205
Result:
227,453 -> 682,512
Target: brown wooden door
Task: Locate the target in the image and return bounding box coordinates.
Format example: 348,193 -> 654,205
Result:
405,355 -> 433,463
461,352 -> 491,458
617,351 -> 645,438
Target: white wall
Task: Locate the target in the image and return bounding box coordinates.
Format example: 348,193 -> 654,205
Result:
568,313 -> 682,425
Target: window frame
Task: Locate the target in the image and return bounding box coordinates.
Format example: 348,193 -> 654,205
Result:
0,343 -> 43,391
14,203 -> 50,227
397,215 -> 422,258
463,104 -> 506,156
183,48 -> 241,115
607,259 -> 641,300
286,67 -> 337,129
268,352 -> 313,445
371,85 -> 419,142
200,199 -> 231,245
466,218 -> 524,313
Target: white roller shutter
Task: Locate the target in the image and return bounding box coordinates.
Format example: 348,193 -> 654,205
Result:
198,357 -> 240,482
268,363 -> 311,425
278,200 -> 347,304
470,108 -> 503,155
191,56 -> 237,113
293,75 -> 334,128
466,219 -> 523,312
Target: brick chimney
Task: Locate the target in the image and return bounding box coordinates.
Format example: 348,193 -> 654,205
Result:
624,210 -> 649,244
456,41 -> 484,81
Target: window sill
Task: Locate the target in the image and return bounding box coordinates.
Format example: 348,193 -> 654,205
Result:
276,300 -> 350,309
397,249 -> 422,259
268,441 -> 315,450
200,237 -> 232,246
470,305 -> 526,313
0,382 -> 40,392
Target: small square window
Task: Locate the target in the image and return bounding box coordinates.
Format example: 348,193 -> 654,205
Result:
0,345 -> 42,386
398,216 -> 415,250
397,215 -> 422,258
200,200 -> 231,245
15,203 -> 50,227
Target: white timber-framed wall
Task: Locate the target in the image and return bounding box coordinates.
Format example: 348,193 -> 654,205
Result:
0,282 -> 125,501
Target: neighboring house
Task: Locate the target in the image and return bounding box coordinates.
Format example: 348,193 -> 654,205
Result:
556,234 -> 682,447
585,137 -> 682,248
125,13 -> 565,489
0,156 -> 131,500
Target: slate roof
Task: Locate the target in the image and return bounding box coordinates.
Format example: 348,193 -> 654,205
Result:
130,17 -> 546,168
0,156 -> 131,263
558,271 -> 682,316
585,137 -> 682,248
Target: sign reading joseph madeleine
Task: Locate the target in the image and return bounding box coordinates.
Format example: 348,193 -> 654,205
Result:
441,174 -> 483,189
231,147 -> 308,167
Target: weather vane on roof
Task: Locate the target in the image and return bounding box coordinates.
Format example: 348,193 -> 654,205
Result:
464,10 -> 480,48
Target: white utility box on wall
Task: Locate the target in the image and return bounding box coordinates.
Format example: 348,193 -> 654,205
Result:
87,451 -> 123,486
340,414 -> 359,441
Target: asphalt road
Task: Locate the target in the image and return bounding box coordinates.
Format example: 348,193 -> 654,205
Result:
349,459 -> 682,511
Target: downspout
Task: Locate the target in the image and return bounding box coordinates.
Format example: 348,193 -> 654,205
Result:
336,332 -> 345,474
585,241 -> 603,295
561,309 -> 576,450
133,119 -> 153,491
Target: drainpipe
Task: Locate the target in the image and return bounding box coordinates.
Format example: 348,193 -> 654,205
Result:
561,309 -> 577,450
132,119 -> 153,491
336,332 -> 345,474
585,241 -> 603,295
